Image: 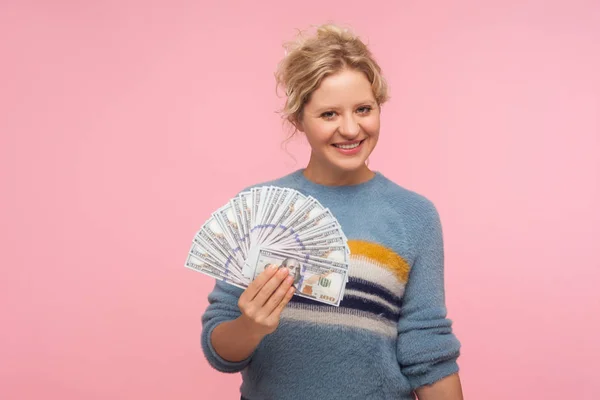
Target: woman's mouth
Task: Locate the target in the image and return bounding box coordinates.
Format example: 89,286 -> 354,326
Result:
332,139 -> 365,154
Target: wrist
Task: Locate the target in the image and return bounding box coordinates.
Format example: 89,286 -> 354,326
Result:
236,315 -> 266,343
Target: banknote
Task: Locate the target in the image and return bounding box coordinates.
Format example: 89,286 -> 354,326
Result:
196,219 -> 244,269
252,248 -> 348,306
238,191 -> 253,251
188,241 -> 247,282
230,197 -> 248,256
191,235 -> 248,282
213,203 -> 246,259
185,253 -> 247,288
275,197 -> 322,235
275,208 -> 336,244
261,190 -> 308,247
256,187 -> 286,244
288,245 -> 349,263
275,223 -> 348,249
186,186 -> 351,306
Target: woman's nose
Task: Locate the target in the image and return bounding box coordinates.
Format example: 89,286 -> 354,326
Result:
338,115 -> 360,138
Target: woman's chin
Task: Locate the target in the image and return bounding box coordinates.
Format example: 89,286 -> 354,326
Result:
327,154 -> 371,171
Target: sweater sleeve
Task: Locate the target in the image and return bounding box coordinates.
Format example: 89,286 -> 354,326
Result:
396,201 -> 461,389
201,280 -> 252,373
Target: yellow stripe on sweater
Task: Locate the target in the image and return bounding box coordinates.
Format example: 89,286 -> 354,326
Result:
348,240 -> 410,283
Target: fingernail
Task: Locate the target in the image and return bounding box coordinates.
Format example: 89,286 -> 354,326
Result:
268,264 -> 277,270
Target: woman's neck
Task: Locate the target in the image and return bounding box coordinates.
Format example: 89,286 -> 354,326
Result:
302,160 -> 375,187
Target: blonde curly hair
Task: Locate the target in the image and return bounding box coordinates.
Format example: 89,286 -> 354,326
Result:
275,23 -> 389,133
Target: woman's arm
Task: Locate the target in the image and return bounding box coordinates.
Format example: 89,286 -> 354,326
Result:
395,199 -> 462,393
415,373 -> 463,400
210,317 -> 265,362
210,265 -> 294,362
201,265 -> 294,372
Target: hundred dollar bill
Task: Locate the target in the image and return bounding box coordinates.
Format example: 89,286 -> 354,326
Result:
267,189 -> 296,239
258,187 -> 290,244
262,190 -> 308,247
188,242 -> 247,282
279,245 -> 349,264
213,203 -> 246,259
284,196 -> 323,226
276,208 -> 335,244
253,248 -> 348,306
201,216 -> 245,269
238,191 -> 253,252
294,209 -> 336,234
270,247 -> 350,284
194,227 -> 241,273
256,187 -> 286,244
298,220 -> 348,242
267,197 -> 322,242
188,240 -> 225,268
230,197 -> 248,256
185,253 -> 247,289
247,186 -> 283,274
275,223 -> 347,248
258,186 -> 275,225
298,236 -> 347,250
269,248 -> 349,271
250,187 -> 266,244
253,187 -> 267,227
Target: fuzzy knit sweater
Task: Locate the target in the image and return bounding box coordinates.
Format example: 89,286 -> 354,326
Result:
201,169 -> 461,400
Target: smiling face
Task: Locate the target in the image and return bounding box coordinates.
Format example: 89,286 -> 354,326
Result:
297,68 -> 380,184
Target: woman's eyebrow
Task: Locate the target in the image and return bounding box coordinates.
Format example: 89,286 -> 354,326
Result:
312,100 -> 376,113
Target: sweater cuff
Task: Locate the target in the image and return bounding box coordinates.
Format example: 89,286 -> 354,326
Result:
408,357 -> 460,390
201,322 -> 252,373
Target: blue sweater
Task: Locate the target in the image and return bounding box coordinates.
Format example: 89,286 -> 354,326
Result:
201,169 -> 461,400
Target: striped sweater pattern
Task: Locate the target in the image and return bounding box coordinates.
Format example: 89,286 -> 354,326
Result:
283,239 -> 409,339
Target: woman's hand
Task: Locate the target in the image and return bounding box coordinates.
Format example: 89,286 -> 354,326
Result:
237,264 -> 296,339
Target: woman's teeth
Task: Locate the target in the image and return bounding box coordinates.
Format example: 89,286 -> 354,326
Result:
333,141 -> 362,149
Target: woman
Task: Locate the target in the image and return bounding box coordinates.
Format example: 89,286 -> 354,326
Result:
201,24 -> 463,400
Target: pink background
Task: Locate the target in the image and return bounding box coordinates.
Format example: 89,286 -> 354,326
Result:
1,1 -> 599,399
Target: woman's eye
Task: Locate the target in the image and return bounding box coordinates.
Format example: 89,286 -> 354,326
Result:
321,111 -> 336,119
357,106 -> 372,114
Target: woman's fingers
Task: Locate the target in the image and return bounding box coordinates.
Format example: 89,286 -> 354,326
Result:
263,275 -> 294,315
236,265 -> 296,337
269,286 -> 295,320
252,267 -> 289,307
239,264 -> 278,303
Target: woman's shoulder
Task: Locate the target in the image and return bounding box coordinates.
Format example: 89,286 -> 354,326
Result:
376,172 -> 441,224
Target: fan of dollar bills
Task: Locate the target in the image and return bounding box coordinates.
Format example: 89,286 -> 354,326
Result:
185,186 -> 350,306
